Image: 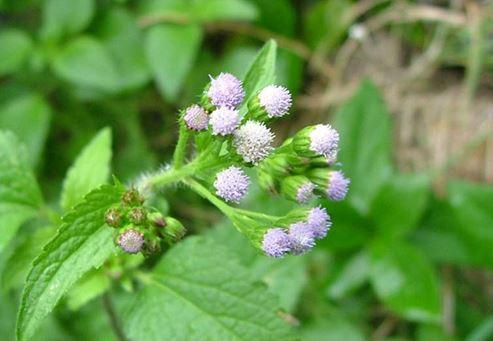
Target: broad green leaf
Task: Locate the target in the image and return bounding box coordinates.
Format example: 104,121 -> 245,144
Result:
335,80 -> 393,214
328,251 -> 370,300
98,8 -> 151,91
301,318 -> 365,341
0,131 -> 43,252
0,29 -> 32,75
124,236 -> 295,340
145,24 -> 202,101
40,0 -> 95,40
466,315 -> 493,341
371,173 -> 430,238
242,40 -> 277,110
447,180 -> 493,269
191,0 -> 258,22
66,269 -> 110,310
60,128 -> 112,211
1,226 -> 55,291
369,240 -> 441,323
251,0 -> 296,36
16,183 -> 123,341
0,94 -> 52,166
52,36 -> 119,93
417,324 -> 458,341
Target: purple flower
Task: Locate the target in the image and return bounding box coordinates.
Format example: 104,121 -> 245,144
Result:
209,107 -> 240,136
233,120 -> 274,164
307,206 -> 331,239
262,228 -> 292,258
183,105 -> 208,131
258,85 -> 292,118
296,181 -> 316,204
118,229 -> 144,254
207,73 -> 245,108
327,171 -> 350,201
213,166 -> 249,203
288,222 -> 316,255
309,124 -> 340,159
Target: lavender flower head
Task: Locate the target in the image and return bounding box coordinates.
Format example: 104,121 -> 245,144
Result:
233,120 -> 274,164
307,206 -> 331,239
258,85 -> 292,118
262,228 -> 292,258
288,222 -> 316,255
327,171 -> 350,201
309,124 -> 340,159
209,107 -> 240,136
183,105 -> 208,131
214,166 -> 249,203
207,73 -> 245,108
118,229 -> 144,254
296,181 -> 316,204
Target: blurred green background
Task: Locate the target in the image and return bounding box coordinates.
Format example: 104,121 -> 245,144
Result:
1,0 -> 493,340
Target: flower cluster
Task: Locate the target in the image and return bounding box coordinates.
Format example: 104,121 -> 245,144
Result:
104,188 -> 185,255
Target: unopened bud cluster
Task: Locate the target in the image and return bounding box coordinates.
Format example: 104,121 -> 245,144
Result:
104,188 -> 185,256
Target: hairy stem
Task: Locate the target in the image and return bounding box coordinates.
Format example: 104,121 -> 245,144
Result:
102,293 -> 127,341
172,123 -> 190,169
185,178 -> 234,217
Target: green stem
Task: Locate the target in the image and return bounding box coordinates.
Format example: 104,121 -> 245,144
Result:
148,162 -> 198,189
172,124 -> 190,169
185,178 -> 234,216
233,208 -> 279,222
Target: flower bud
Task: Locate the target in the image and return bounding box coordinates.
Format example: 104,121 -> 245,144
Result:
308,169 -> 350,201
307,206 -> 331,239
248,85 -> 292,121
117,229 -> 144,254
163,217 -> 186,243
105,208 -> 122,228
261,153 -> 290,178
129,207 -> 147,225
149,211 -> 167,228
121,188 -> 144,207
183,105 -> 208,131
288,222 -> 315,255
209,107 -> 240,136
206,72 -> 245,109
280,176 -> 316,204
233,121 -> 274,164
257,167 -> 278,194
292,124 -> 339,159
261,228 -> 292,258
142,238 -> 161,256
214,166 -> 250,203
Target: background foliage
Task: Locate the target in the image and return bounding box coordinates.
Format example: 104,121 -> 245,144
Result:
1,0 -> 492,340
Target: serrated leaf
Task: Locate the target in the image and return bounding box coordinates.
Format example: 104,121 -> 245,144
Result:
335,80 -> 393,214
41,0 -> 95,40
0,131 -> 43,252
66,268 -> 110,310
16,183 -> 123,341
0,94 -> 52,166
0,29 -> 32,75
60,128 -> 112,211
145,24 -> 202,101
371,173 -> 430,238
52,36 -> 119,93
242,40 -> 277,111
124,236 -> 295,340
369,240 -> 441,323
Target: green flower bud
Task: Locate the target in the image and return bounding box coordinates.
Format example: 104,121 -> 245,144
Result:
105,208 -> 122,228
307,168 -> 330,189
142,238 -> 161,256
121,188 -> 144,207
257,167 -> 278,194
261,153 -> 291,178
129,207 -> 147,225
280,175 -> 316,204
149,212 -> 167,228
292,124 -> 339,160
163,217 -> 186,243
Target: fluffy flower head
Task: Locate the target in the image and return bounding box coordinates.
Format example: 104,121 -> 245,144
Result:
183,105 -> 208,131
309,124 -> 340,159
118,229 -> 144,254
258,85 -> 292,118
207,72 -> 245,108
262,228 -> 292,258
214,166 -> 249,203
288,222 -> 316,255
296,181 -> 316,204
327,171 -> 350,201
307,206 -> 331,239
209,107 -> 240,136
233,120 -> 275,164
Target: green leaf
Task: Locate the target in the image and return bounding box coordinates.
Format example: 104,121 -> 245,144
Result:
41,0 -> 95,40
369,240 -> 441,323
66,269 -> 110,310
447,180 -> 493,269
0,29 -> 32,75
0,131 -> 43,252
335,80 -> 393,214
328,251 -> 370,300
301,317 -> 365,341
371,173 -> 430,238
190,0 -> 258,22
52,36 -> 119,93
16,183 -> 123,341
242,40 -> 277,111
60,128 -> 112,211
145,24 -> 202,101
0,94 -> 52,166
124,236 -> 295,340
466,315 -> 493,341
